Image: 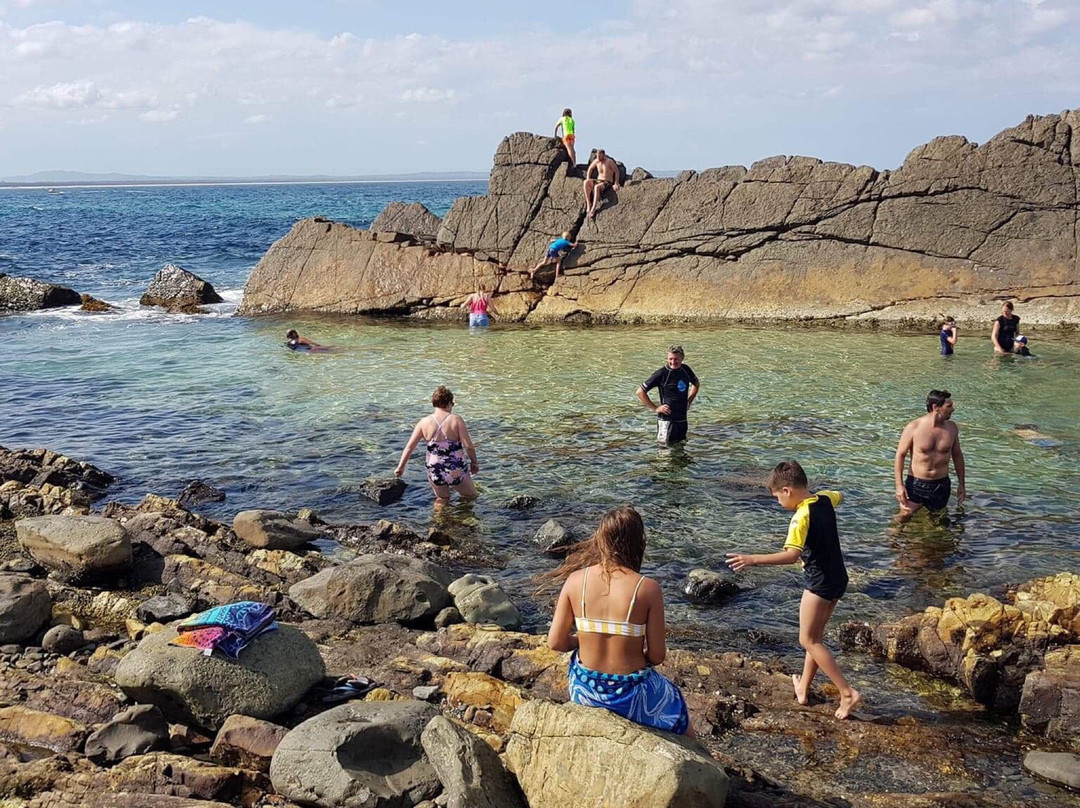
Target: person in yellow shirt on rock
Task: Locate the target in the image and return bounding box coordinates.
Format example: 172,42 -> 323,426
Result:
555,108 -> 576,166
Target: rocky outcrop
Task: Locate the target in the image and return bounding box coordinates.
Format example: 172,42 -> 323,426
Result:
16,515 -> 132,581
505,700 -> 729,808
421,715 -> 527,808
849,572 -> 1080,723
372,201 -> 442,241
232,509 -> 324,551
241,109 -> 1080,326
0,447 -> 114,519
114,624 -> 325,730
79,294 -> 113,312
139,264 -> 223,312
0,273 -> 81,312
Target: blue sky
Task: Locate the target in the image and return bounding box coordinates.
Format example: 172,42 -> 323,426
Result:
0,0 -> 1076,176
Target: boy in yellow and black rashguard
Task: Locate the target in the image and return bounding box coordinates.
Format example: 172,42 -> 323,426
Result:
725,460 -> 861,719
555,108 -> 576,166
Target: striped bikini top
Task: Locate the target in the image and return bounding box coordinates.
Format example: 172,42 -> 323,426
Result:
574,567 -> 647,638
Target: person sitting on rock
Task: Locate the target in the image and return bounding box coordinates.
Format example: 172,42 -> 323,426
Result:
284,329 -> 326,351
583,149 -> 620,220
530,232 -> 578,283
393,386 -> 478,508
544,506 -> 694,737
555,107 -> 577,167
726,461 -> 862,720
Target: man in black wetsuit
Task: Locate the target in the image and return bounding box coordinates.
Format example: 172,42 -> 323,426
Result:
636,345 -> 700,445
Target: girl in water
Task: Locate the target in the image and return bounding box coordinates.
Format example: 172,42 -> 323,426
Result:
394,386 -> 478,507
464,285 -> 495,328
543,506 -> 693,736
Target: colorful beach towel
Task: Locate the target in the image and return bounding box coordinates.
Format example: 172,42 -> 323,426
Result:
170,601 -> 277,659
568,651 -> 689,734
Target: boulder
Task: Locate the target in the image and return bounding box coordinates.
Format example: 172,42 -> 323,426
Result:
0,704 -> 89,752
1019,644 -> 1080,744
16,514 -> 132,580
0,273 -> 81,312
683,568 -> 740,605
435,607 -> 463,629
1023,750 -> 1080,791
448,574 -> 522,630
210,714 -> 287,772
42,624 -> 86,654
136,592 -> 195,623
371,201 -> 443,240
177,480 -> 226,509
84,704 -> 170,763
139,263 -> 223,311
359,476 -> 408,506
505,700 -> 728,808
421,715 -> 527,808
289,553 -> 452,625
79,293 -> 114,312
0,573 -> 51,643
114,623 -> 325,730
505,495 -> 539,510
232,509 -> 324,550
0,446 -> 114,496
533,519 -> 579,555
270,700 -> 440,808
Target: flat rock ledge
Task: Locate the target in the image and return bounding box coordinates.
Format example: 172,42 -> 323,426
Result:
241,108 -> 1080,327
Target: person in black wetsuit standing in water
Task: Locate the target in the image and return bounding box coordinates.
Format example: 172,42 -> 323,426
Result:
636,345 -> 700,446
991,301 -> 1020,355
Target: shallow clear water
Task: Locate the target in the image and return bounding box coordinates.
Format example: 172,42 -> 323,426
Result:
3,185 -> 1079,693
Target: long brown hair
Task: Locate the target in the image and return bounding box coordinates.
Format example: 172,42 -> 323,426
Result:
536,506 -> 646,594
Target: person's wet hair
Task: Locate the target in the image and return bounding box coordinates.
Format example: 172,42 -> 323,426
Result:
431,386 -> 454,409
286,329 -> 299,340
563,107 -> 572,116
668,345 -> 685,359
926,389 -> 951,413
537,506 -> 646,592
766,461 -> 808,492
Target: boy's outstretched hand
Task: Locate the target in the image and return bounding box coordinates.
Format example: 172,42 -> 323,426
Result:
725,552 -> 755,572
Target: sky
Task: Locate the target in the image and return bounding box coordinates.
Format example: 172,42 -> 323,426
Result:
0,0 -> 1077,176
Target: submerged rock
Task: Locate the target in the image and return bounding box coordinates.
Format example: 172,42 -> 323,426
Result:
359,475 -> 407,506
270,700 -> 440,808
139,263 -> 223,312
114,624 -> 325,730
505,700 -> 729,808
0,272 -> 81,312
533,519 -> 579,556
177,480 -> 226,509
683,568 -> 741,605
79,293 -> 114,312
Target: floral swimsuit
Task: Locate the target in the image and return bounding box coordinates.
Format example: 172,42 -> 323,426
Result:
424,414 -> 469,487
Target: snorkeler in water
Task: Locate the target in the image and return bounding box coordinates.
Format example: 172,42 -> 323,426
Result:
284,329 -> 327,351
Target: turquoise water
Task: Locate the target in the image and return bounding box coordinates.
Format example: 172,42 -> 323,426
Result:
2,184 -> 1079,675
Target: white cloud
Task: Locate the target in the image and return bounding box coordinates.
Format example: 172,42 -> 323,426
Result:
138,109 -> 178,122
14,80 -> 100,108
399,88 -> 457,103
244,113 -> 270,124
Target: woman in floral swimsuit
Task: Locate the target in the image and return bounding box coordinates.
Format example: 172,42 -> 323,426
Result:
394,386 -> 479,507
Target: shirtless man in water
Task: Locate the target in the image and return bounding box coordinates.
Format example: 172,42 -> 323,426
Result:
894,389 -> 966,518
583,149 -> 621,219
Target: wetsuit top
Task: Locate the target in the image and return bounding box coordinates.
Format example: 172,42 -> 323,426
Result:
641,365 -> 699,423
783,491 -> 847,589
285,339 -> 309,351
557,115 -> 575,136
940,328 -> 953,356
468,295 -> 489,315
996,314 -> 1019,351
549,237 -> 572,254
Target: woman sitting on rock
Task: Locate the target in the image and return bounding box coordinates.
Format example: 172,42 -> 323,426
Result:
544,506 -> 693,736
393,385 -> 479,508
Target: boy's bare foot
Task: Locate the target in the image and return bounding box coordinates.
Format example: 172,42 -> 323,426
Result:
792,674 -> 810,706
835,689 -> 862,720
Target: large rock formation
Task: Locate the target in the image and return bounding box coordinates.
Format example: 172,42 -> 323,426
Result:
241,109 -> 1080,325
0,273 -> 81,312
140,263 -> 223,312
371,201 -> 443,241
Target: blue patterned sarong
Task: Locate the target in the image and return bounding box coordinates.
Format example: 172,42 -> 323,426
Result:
568,651 -> 689,734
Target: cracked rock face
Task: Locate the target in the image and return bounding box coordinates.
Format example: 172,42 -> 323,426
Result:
240,110 -> 1080,325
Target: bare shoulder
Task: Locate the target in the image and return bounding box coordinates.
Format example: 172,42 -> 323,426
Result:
636,575 -> 663,601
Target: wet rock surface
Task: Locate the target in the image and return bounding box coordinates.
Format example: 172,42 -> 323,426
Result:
684,568 -> 742,605
359,475 -> 408,506
175,480 -> 226,510
0,273 -> 81,312
139,263 -> 223,312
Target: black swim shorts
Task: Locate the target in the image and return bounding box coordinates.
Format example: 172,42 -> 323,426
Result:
656,419 -> 688,445
905,475 -> 951,512
804,566 -> 848,602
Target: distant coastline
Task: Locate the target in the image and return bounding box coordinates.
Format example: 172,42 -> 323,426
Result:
0,171 -> 490,191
